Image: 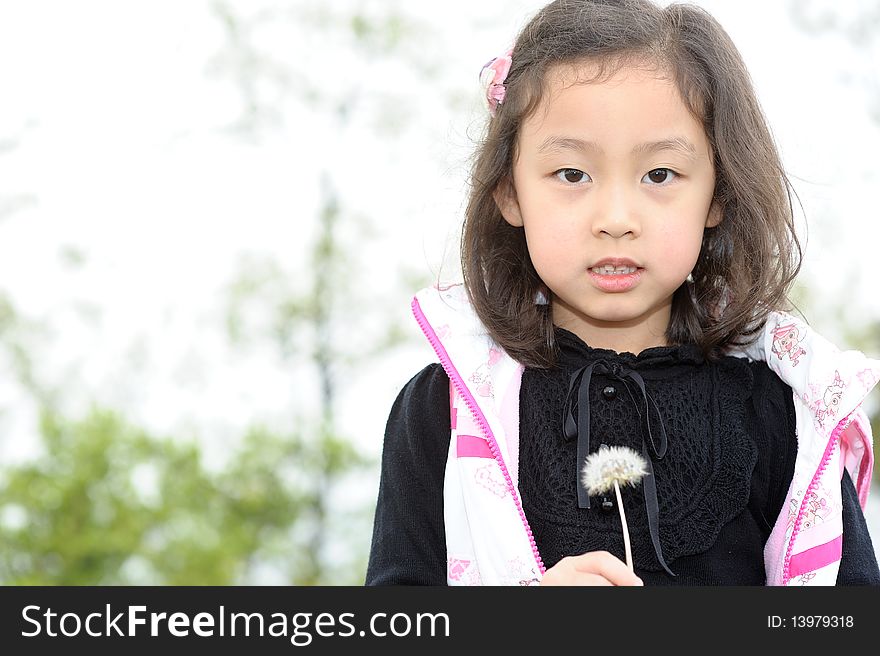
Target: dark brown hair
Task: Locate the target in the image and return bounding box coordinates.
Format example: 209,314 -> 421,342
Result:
461,0 -> 803,367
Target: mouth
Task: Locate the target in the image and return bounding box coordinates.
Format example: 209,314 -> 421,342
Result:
587,260 -> 644,292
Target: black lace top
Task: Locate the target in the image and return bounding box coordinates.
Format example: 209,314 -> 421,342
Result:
521,329 -> 762,580
365,330 -> 880,585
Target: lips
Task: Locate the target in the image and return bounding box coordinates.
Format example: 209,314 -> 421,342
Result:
589,257 -> 642,269
587,258 -> 644,292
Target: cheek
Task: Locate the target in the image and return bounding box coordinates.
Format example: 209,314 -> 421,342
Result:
522,225 -> 569,273
521,213 -> 582,269
656,226 -> 703,276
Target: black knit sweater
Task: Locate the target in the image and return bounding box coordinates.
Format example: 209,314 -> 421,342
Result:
366,330 -> 879,585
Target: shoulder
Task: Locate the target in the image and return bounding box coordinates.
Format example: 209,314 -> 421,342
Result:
713,355 -> 793,401
390,363 -> 450,418
746,359 -> 794,409
384,363 -> 451,459
713,356 -> 796,473
733,358 -> 796,443
740,359 -> 798,520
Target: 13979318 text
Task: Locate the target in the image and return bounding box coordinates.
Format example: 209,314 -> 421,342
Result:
767,615 -> 854,629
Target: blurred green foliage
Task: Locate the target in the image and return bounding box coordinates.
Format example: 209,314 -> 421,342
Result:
0,407 -> 369,585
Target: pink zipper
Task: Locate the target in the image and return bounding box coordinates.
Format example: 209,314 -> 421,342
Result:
412,296 -> 546,578
781,412 -> 853,585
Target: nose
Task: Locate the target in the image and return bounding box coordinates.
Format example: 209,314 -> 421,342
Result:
591,182 -> 640,239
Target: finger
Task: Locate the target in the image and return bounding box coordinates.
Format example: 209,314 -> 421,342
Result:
571,551 -> 643,586
539,571 -> 614,586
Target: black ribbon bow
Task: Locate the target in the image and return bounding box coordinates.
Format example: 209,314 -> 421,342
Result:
563,359 -> 676,576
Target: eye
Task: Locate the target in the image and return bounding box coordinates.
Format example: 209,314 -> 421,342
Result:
642,168 -> 678,185
554,168 -> 591,184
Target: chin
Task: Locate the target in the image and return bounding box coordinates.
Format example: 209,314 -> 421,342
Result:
591,314 -> 646,326
578,302 -> 646,324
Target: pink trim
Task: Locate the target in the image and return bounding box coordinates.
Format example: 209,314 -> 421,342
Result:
782,413 -> 851,585
858,446 -> 871,509
412,296 -> 545,575
457,434 -> 494,459
787,535 -> 843,580
449,383 -> 458,430
851,413 -> 874,508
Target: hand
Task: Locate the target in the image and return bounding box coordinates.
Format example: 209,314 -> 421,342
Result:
539,551 -> 644,586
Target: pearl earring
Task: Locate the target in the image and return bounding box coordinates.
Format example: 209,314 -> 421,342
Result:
686,273 -> 694,283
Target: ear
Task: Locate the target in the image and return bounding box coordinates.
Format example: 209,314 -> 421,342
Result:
493,177 -> 524,227
705,200 -> 722,228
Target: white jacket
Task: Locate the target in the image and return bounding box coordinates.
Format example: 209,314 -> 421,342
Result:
412,283 -> 878,585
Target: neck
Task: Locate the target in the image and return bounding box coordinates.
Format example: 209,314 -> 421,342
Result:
551,306 -> 671,355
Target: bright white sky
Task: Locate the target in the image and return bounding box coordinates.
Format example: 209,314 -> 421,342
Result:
1,0 -> 879,541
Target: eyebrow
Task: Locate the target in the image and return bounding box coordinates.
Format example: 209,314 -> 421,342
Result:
537,135 -> 700,159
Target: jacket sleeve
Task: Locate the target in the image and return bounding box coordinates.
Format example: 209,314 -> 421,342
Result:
837,469 -> 880,584
365,363 -> 451,585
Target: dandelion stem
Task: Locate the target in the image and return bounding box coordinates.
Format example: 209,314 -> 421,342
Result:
614,480 -> 633,571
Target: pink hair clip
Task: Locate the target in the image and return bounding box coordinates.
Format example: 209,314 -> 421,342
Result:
479,48 -> 513,116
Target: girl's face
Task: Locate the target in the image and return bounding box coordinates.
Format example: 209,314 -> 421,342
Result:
495,63 -> 720,354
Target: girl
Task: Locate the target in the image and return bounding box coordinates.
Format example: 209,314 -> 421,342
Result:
366,0 -> 880,585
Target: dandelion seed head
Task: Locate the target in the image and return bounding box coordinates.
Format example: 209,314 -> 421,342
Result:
581,445 -> 648,496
